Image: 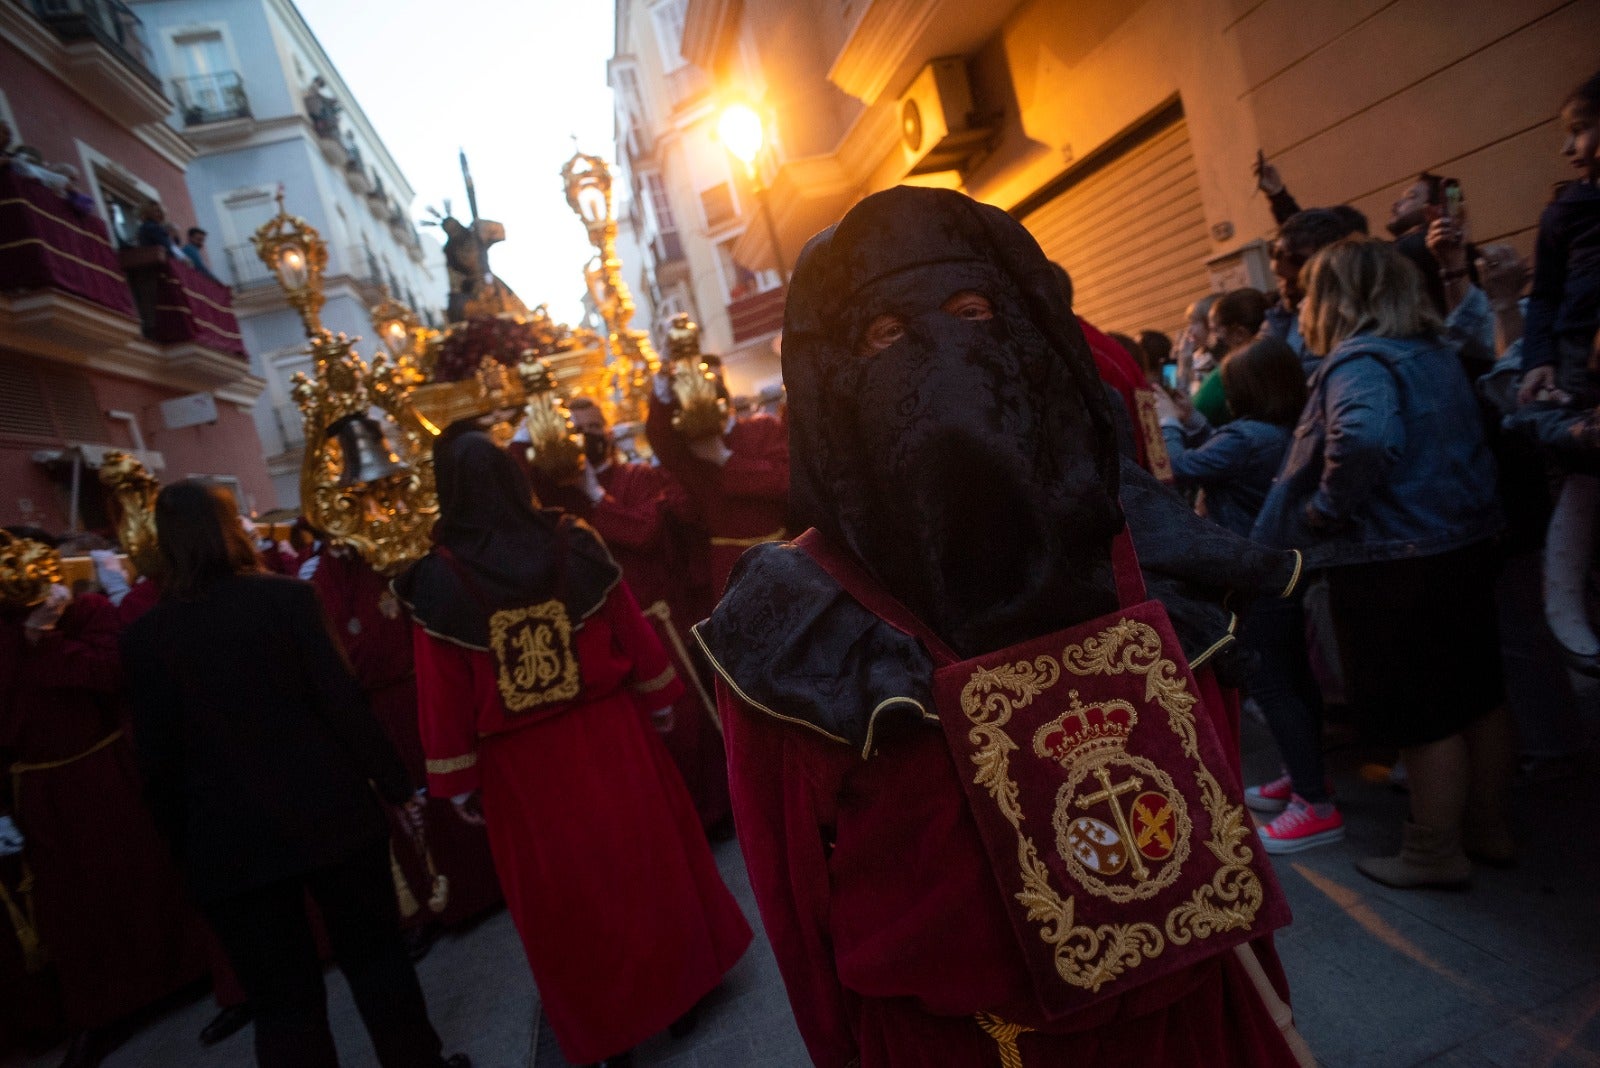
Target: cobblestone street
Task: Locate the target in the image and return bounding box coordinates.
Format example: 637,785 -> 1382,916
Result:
6,711 -> 1598,1068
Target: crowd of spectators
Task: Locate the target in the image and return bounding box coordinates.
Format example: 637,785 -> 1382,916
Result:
1086,67 -> 1600,887
2,119 -> 219,280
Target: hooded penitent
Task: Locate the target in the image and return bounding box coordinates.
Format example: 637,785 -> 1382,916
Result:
393,428 -> 619,650
698,187 -> 1300,750
782,185 -> 1125,657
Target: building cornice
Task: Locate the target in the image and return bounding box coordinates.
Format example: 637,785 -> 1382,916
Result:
261,0 -> 418,203
681,0 -> 741,72
827,0 -> 1026,106
0,0 -> 178,136
0,291 -> 264,403
827,0 -> 944,105
134,118 -> 198,170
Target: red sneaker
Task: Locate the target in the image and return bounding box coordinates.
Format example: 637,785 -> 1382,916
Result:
1259,796 -> 1345,855
1245,773 -> 1294,813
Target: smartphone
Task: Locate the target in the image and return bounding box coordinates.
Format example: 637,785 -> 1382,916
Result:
1162,363 -> 1178,389
1441,179 -> 1462,220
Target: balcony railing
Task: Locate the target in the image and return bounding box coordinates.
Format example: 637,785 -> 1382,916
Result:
664,64 -> 712,111
119,245 -> 247,357
224,242 -> 276,289
173,71 -> 250,126
728,284 -> 786,344
652,230 -> 685,267
29,0 -> 159,87
222,241 -> 388,293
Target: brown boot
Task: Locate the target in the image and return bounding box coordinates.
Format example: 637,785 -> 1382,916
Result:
1354,821 -> 1472,889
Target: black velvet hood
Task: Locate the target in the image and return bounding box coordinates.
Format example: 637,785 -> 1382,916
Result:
782,185 -> 1125,657
393,429 -> 619,649
696,187 -> 1302,754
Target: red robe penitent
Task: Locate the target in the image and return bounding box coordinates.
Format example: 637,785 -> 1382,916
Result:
0,594 -> 208,1032
646,398 -> 790,597
581,460 -> 730,829
1080,315 -> 1174,482
311,549 -> 502,926
720,668 -> 1299,1067
414,583 -> 751,1063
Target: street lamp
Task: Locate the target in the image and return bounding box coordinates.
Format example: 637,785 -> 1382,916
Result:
717,101 -> 788,285
717,103 -> 765,172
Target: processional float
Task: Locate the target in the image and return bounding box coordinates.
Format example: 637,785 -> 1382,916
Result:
0,149 -> 730,915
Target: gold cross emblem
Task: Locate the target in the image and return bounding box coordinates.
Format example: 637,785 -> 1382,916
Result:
1075,766 -> 1149,880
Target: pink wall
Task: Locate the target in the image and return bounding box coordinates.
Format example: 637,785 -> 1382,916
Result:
0,38 -> 197,224
1,354 -> 277,533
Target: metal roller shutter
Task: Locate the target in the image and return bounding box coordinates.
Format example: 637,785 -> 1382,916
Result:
1019,113 -> 1212,341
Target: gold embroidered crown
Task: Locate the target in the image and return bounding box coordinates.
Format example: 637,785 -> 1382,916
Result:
1033,692 -> 1139,765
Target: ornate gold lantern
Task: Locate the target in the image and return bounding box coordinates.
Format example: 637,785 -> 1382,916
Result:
665,313 -> 727,441
251,189 -> 329,337
254,194 -> 440,574
370,287 -> 428,368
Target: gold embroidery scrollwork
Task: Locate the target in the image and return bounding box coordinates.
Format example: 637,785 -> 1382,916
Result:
1061,619 -> 1262,948
959,654 -> 1163,994
958,617 -> 1265,997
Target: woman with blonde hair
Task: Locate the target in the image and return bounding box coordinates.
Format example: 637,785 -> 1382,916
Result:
1253,237 -> 1514,888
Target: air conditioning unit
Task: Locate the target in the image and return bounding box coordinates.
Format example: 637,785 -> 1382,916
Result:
896,58 -> 993,176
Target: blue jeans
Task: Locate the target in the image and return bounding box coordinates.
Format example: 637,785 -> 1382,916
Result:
1240,589 -> 1330,803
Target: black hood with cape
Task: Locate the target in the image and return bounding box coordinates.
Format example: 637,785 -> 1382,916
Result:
696,187 -> 1299,753
394,428 -> 620,650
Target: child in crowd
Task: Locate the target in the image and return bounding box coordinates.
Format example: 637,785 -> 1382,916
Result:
1518,68 -> 1600,408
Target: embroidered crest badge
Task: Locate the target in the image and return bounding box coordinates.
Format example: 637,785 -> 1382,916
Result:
932,602 -> 1289,1018
488,599 -> 581,714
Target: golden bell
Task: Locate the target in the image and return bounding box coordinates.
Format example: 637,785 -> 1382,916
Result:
329,413 -> 410,487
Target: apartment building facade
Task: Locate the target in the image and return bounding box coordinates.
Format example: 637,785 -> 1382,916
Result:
679,0 -> 1596,340
1,0 -> 271,530
610,0 -> 786,398
130,0 -> 445,508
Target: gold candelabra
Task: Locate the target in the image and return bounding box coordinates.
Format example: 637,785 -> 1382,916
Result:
561,150 -> 659,423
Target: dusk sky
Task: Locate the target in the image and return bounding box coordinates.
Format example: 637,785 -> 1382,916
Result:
296,0 -> 619,325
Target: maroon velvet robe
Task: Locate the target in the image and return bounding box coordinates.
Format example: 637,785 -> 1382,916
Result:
646,401 -> 790,596
579,460 -> 730,828
719,663 -> 1300,1067
0,595 -> 207,1030
311,550 -> 502,927
414,584 -> 751,1063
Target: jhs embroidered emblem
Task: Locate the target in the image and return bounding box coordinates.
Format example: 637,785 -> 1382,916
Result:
488,599 -> 581,714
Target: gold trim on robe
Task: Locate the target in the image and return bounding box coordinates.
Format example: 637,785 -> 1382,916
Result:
425,752 -> 478,775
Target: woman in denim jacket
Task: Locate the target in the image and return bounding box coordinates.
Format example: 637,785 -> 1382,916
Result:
1252,238 -> 1514,890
